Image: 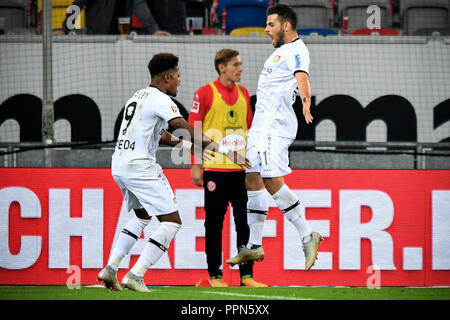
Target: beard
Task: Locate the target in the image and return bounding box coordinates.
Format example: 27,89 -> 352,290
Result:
273,29 -> 285,48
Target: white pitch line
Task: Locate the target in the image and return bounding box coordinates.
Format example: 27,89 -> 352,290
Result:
85,285 -> 105,288
199,290 -> 312,300
83,286 -> 311,299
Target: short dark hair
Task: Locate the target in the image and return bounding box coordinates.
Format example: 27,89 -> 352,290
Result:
148,53 -> 179,78
267,4 -> 297,29
214,49 -> 239,75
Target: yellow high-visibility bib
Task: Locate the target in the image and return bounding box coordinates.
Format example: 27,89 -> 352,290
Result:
202,82 -> 249,170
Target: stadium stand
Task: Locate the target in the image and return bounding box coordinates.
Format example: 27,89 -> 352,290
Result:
131,10 -> 144,29
413,27 -> 450,36
279,0 -> 332,29
338,0 -> 391,34
400,0 -> 450,35
186,0 -> 210,29
35,0 -> 85,32
201,27 -> 218,34
218,0 -> 269,34
297,27 -> 338,36
230,26 -> 266,36
0,0 -> 28,34
51,0 -> 84,31
351,27 -> 399,35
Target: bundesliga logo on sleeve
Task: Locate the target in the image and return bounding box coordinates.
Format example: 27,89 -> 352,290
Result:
295,54 -> 301,68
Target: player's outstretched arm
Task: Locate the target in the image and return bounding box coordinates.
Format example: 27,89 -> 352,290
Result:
168,117 -> 251,169
160,129 -> 203,160
296,71 -> 313,124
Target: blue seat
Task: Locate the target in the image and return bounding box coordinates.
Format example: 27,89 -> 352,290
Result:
297,28 -> 338,36
219,0 -> 269,34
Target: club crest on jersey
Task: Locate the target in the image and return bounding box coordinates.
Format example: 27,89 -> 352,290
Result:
171,105 -> 179,113
273,55 -> 281,63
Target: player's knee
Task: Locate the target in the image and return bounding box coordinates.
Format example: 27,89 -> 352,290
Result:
163,221 -> 181,232
151,221 -> 181,250
246,173 -> 265,190
160,221 -> 182,239
263,177 -> 285,195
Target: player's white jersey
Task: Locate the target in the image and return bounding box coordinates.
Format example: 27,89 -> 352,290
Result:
250,38 -> 310,139
112,86 -> 182,177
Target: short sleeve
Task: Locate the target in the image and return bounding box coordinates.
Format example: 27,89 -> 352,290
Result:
288,42 -> 310,76
154,95 -> 183,122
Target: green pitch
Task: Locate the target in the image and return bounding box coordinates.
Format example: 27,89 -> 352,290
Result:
0,285 -> 449,300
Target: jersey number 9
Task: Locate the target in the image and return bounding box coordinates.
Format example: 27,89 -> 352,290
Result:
122,102 -> 137,135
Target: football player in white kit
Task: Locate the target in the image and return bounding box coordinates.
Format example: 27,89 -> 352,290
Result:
97,53 -> 250,292
227,5 -> 323,271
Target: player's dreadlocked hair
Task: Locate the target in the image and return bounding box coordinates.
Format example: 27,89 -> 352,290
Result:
148,53 -> 179,78
267,4 -> 298,29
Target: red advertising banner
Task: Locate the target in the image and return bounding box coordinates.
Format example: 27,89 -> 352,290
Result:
0,168 -> 449,287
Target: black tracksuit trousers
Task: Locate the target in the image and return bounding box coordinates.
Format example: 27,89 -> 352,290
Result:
203,170 -> 253,278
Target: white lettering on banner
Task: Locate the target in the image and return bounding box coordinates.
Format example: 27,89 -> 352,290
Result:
403,247 -> 423,270
2,185 -> 448,274
432,190 -> 450,270
174,189 -> 207,269
48,189 -> 104,268
284,190 -> 332,270
339,190 -> 396,270
111,200 -> 171,269
0,187 -> 42,269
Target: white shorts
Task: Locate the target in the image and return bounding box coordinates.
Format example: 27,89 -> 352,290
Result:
246,131 -> 294,178
112,167 -> 178,216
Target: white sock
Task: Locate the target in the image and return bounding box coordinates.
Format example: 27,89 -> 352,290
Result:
246,189 -> 268,247
107,216 -> 150,270
130,221 -> 181,277
272,184 -> 311,242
